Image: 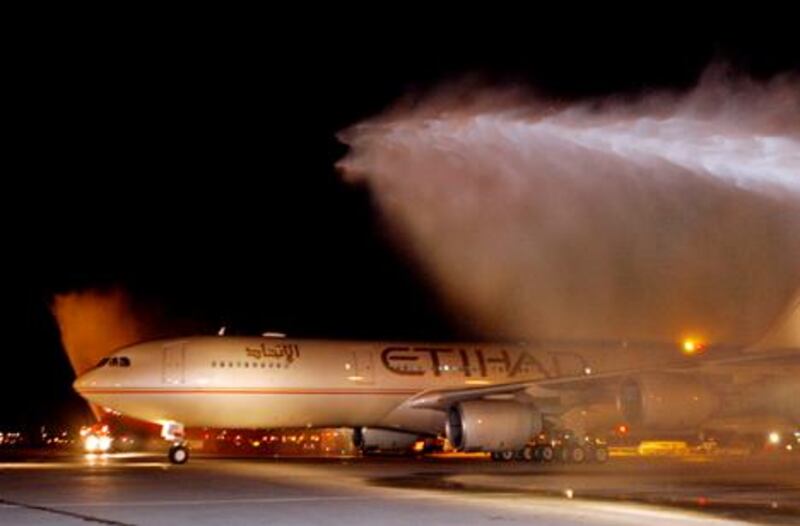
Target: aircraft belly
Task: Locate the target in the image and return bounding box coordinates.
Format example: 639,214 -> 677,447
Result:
91,392 -> 407,429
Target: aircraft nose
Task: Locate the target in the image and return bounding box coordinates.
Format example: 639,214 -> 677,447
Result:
72,373 -> 86,394
72,368 -> 99,396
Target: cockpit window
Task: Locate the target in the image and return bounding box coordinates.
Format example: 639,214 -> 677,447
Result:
96,356 -> 131,368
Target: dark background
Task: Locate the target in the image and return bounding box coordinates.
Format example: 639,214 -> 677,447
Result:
3,16 -> 798,428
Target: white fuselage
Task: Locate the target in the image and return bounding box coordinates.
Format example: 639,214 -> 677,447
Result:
74,336 -> 669,434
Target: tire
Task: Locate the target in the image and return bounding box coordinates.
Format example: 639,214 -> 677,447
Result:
522,446 -> 535,461
490,451 -> 502,461
168,444 -> 189,465
593,447 -> 609,464
352,427 -> 364,449
569,446 -> 586,464
499,450 -> 516,461
540,444 -> 555,462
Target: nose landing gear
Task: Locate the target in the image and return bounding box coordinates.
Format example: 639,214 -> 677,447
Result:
161,421 -> 189,465
168,442 -> 190,464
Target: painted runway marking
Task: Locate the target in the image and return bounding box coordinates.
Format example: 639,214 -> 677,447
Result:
31,493 -> 444,509
0,498 -> 134,526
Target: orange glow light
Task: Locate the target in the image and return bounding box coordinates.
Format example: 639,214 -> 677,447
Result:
681,338 -> 705,355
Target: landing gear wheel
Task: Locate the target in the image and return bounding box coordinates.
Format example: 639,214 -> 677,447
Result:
490,451 -> 502,461
540,444 -> 555,462
168,444 -> 189,465
593,447 -> 609,463
522,446 -> 535,461
499,450 -> 516,461
352,427 -> 365,450
568,446 -> 586,464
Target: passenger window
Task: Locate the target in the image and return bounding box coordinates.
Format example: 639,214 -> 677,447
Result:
96,358 -> 109,368
109,358 -> 119,367
220,362 -> 225,368
119,357 -> 131,367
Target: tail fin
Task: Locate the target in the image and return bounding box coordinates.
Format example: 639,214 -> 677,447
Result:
749,291 -> 800,352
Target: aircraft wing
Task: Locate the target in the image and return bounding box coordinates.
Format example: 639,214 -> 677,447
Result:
407,362 -> 675,411
408,346 -> 800,411
411,295 -> 800,411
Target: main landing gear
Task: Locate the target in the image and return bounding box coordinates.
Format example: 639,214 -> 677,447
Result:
490,432 -> 609,464
490,450 -> 517,461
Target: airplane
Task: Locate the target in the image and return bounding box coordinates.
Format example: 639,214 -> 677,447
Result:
73,295 -> 799,464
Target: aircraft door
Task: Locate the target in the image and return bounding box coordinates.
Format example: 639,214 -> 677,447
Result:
348,348 -> 375,384
162,342 -> 186,385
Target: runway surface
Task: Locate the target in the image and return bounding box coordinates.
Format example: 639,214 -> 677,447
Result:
0,452 -> 797,525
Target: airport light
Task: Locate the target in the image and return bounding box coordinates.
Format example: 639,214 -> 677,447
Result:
84,435 -> 98,452
98,436 -> 112,452
681,338 -> 705,355
768,431 -> 781,445
84,433 -> 112,453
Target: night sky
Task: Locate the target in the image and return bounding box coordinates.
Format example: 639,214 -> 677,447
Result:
3,19 -> 798,428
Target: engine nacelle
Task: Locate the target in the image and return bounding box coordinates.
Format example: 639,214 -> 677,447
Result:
353,428 -> 420,452
446,400 -> 541,452
617,374 -> 719,431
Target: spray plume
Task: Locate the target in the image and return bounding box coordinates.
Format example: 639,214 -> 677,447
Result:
51,288 -> 149,376
339,68 -> 800,344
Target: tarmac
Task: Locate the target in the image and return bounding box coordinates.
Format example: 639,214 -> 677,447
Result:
0,452 -> 797,525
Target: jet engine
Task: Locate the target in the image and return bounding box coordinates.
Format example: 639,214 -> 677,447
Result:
352,427 -> 420,452
446,400 -> 541,452
617,374 -> 719,431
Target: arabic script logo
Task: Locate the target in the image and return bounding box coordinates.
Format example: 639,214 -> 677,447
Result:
245,343 -> 300,364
